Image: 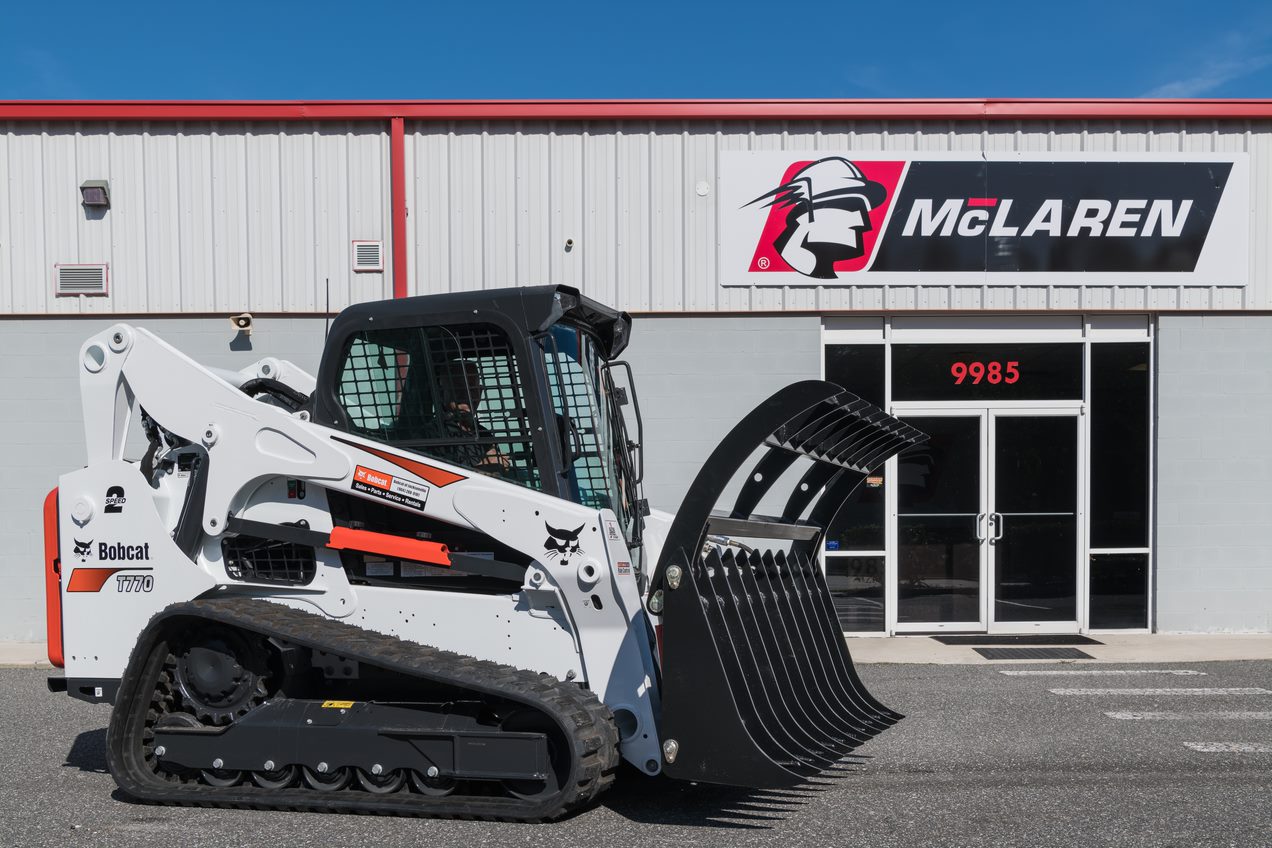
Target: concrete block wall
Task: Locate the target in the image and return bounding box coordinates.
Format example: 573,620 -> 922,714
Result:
621,315 -> 822,514
1156,314 -> 1272,632
0,317 -> 329,643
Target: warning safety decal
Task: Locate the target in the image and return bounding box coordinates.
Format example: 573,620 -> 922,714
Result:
351,465 -> 429,511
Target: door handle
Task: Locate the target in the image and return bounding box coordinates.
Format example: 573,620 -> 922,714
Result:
975,512 -> 986,542
990,512 -> 1005,542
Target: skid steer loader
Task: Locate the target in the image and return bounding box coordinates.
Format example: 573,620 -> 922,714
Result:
43,285 -> 925,820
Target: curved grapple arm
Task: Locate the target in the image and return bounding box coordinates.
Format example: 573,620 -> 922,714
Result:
653,380 -> 927,788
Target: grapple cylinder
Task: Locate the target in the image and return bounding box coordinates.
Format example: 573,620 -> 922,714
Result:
652,381 -> 926,788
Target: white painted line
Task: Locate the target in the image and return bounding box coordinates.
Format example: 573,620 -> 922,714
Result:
1106,711 -> 1272,720
1000,669 -> 1206,676
1049,687 -> 1272,696
1184,742 -> 1272,753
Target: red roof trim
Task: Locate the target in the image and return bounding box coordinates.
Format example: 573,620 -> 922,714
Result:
2,99 -> 1272,122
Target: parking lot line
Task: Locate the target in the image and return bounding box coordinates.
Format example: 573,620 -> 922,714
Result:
999,669 -> 1206,676
1106,711 -> 1272,720
1184,742 -> 1272,753
1049,687 -> 1272,696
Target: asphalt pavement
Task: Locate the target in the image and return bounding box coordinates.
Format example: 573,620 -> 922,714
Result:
4,660 -> 1271,848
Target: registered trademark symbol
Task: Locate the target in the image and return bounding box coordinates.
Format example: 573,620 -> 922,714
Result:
757,256 -> 770,269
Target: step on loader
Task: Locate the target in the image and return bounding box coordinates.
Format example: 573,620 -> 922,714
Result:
43,285 -> 926,820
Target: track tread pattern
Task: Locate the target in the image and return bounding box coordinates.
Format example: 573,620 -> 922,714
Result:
106,597 -> 620,821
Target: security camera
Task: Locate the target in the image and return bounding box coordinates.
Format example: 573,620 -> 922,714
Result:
230,313 -> 253,335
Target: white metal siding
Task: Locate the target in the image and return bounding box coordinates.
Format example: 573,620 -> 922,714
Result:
0,122 -> 392,314
405,119 -> 1269,312
2,118 -> 1270,314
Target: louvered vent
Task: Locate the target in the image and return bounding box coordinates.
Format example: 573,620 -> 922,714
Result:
55,264 -> 109,296
352,240 -> 383,272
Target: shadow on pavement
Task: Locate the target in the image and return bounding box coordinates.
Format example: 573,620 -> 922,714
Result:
65,727 -> 108,773
599,768 -> 839,829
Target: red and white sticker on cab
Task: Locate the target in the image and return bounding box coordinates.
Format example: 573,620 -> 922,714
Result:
351,465 -> 428,511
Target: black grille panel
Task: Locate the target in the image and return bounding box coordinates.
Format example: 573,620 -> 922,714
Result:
222,535 -> 317,586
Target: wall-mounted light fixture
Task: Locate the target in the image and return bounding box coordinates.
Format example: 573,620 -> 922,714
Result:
80,179 -> 111,209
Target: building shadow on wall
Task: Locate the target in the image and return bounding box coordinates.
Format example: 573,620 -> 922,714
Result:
229,330 -> 253,352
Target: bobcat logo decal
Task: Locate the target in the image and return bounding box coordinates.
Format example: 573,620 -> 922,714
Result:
543,523 -> 584,566
73,539 -> 93,561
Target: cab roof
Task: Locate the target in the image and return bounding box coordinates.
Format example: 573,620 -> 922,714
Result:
332,285 -> 632,358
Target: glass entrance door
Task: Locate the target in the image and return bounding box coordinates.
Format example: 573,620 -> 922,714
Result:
989,412 -> 1080,632
894,414 -> 987,631
891,409 -> 1082,633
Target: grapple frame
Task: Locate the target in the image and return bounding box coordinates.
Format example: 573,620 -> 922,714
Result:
652,381 -> 927,787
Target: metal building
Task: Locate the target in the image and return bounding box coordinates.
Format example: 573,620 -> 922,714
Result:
3,99 -> 1270,642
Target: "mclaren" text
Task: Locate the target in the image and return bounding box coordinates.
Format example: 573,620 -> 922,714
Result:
901,198 -> 1193,239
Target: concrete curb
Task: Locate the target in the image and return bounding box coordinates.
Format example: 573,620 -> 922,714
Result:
0,643 -> 52,669
848,633 -> 1272,665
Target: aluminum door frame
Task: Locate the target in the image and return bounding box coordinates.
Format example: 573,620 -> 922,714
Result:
887,408 -> 990,634
986,407 -> 1086,635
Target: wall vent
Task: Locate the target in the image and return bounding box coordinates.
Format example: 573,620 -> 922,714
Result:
352,240 -> 384,272
55,264 -> 109,297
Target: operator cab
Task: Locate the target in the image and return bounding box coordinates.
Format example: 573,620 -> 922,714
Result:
313,285 -> 645,548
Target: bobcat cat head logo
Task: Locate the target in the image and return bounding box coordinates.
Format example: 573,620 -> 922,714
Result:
73,539 -> 93,561
543,523 -> 584,566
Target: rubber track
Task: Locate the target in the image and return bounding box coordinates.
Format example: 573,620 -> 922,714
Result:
106,597 -> 620,821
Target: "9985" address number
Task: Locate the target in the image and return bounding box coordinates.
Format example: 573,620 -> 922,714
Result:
951,360 -> 1020,385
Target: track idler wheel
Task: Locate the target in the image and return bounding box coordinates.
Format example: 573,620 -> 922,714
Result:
200,768 -> 243,787
150,712 -> 200,782
302,765 -> 352,791
409,769 -> 457,797
251,765 -> 298,789
356,768 -> 406,794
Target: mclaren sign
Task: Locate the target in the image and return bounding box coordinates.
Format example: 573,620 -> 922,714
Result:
720,152 -> 1249,286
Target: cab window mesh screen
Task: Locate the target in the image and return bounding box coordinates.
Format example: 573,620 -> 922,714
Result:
337,325 -> 540,490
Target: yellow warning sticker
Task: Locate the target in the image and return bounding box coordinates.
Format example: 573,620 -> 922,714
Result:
321,700 -> 355,709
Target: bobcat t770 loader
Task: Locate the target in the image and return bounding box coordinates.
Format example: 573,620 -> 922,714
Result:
43,285 -> 925,820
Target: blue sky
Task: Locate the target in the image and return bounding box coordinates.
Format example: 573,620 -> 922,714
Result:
2,0 -> 1271,100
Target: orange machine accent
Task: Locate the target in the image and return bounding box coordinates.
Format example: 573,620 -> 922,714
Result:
43,488 -> 64,668
326,526 -> 452,566
339,439 -> 467,488
66,568 -> 125,593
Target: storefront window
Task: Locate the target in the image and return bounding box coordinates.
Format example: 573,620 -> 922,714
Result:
825,474 -> 885,551
1090,553 -> 1148,629
1090,343 -> 1150,548
824,344 -> 885,407
825,556 -> 885,631
822,343 -> 888,630
822,328 -> 1152,634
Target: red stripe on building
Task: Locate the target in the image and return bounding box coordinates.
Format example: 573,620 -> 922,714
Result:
2,99 -> 1272,122
390,116 -> 408,299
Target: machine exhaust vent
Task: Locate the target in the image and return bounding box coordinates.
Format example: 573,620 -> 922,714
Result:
352,240 -> 383,272
54,264 -> 109,296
